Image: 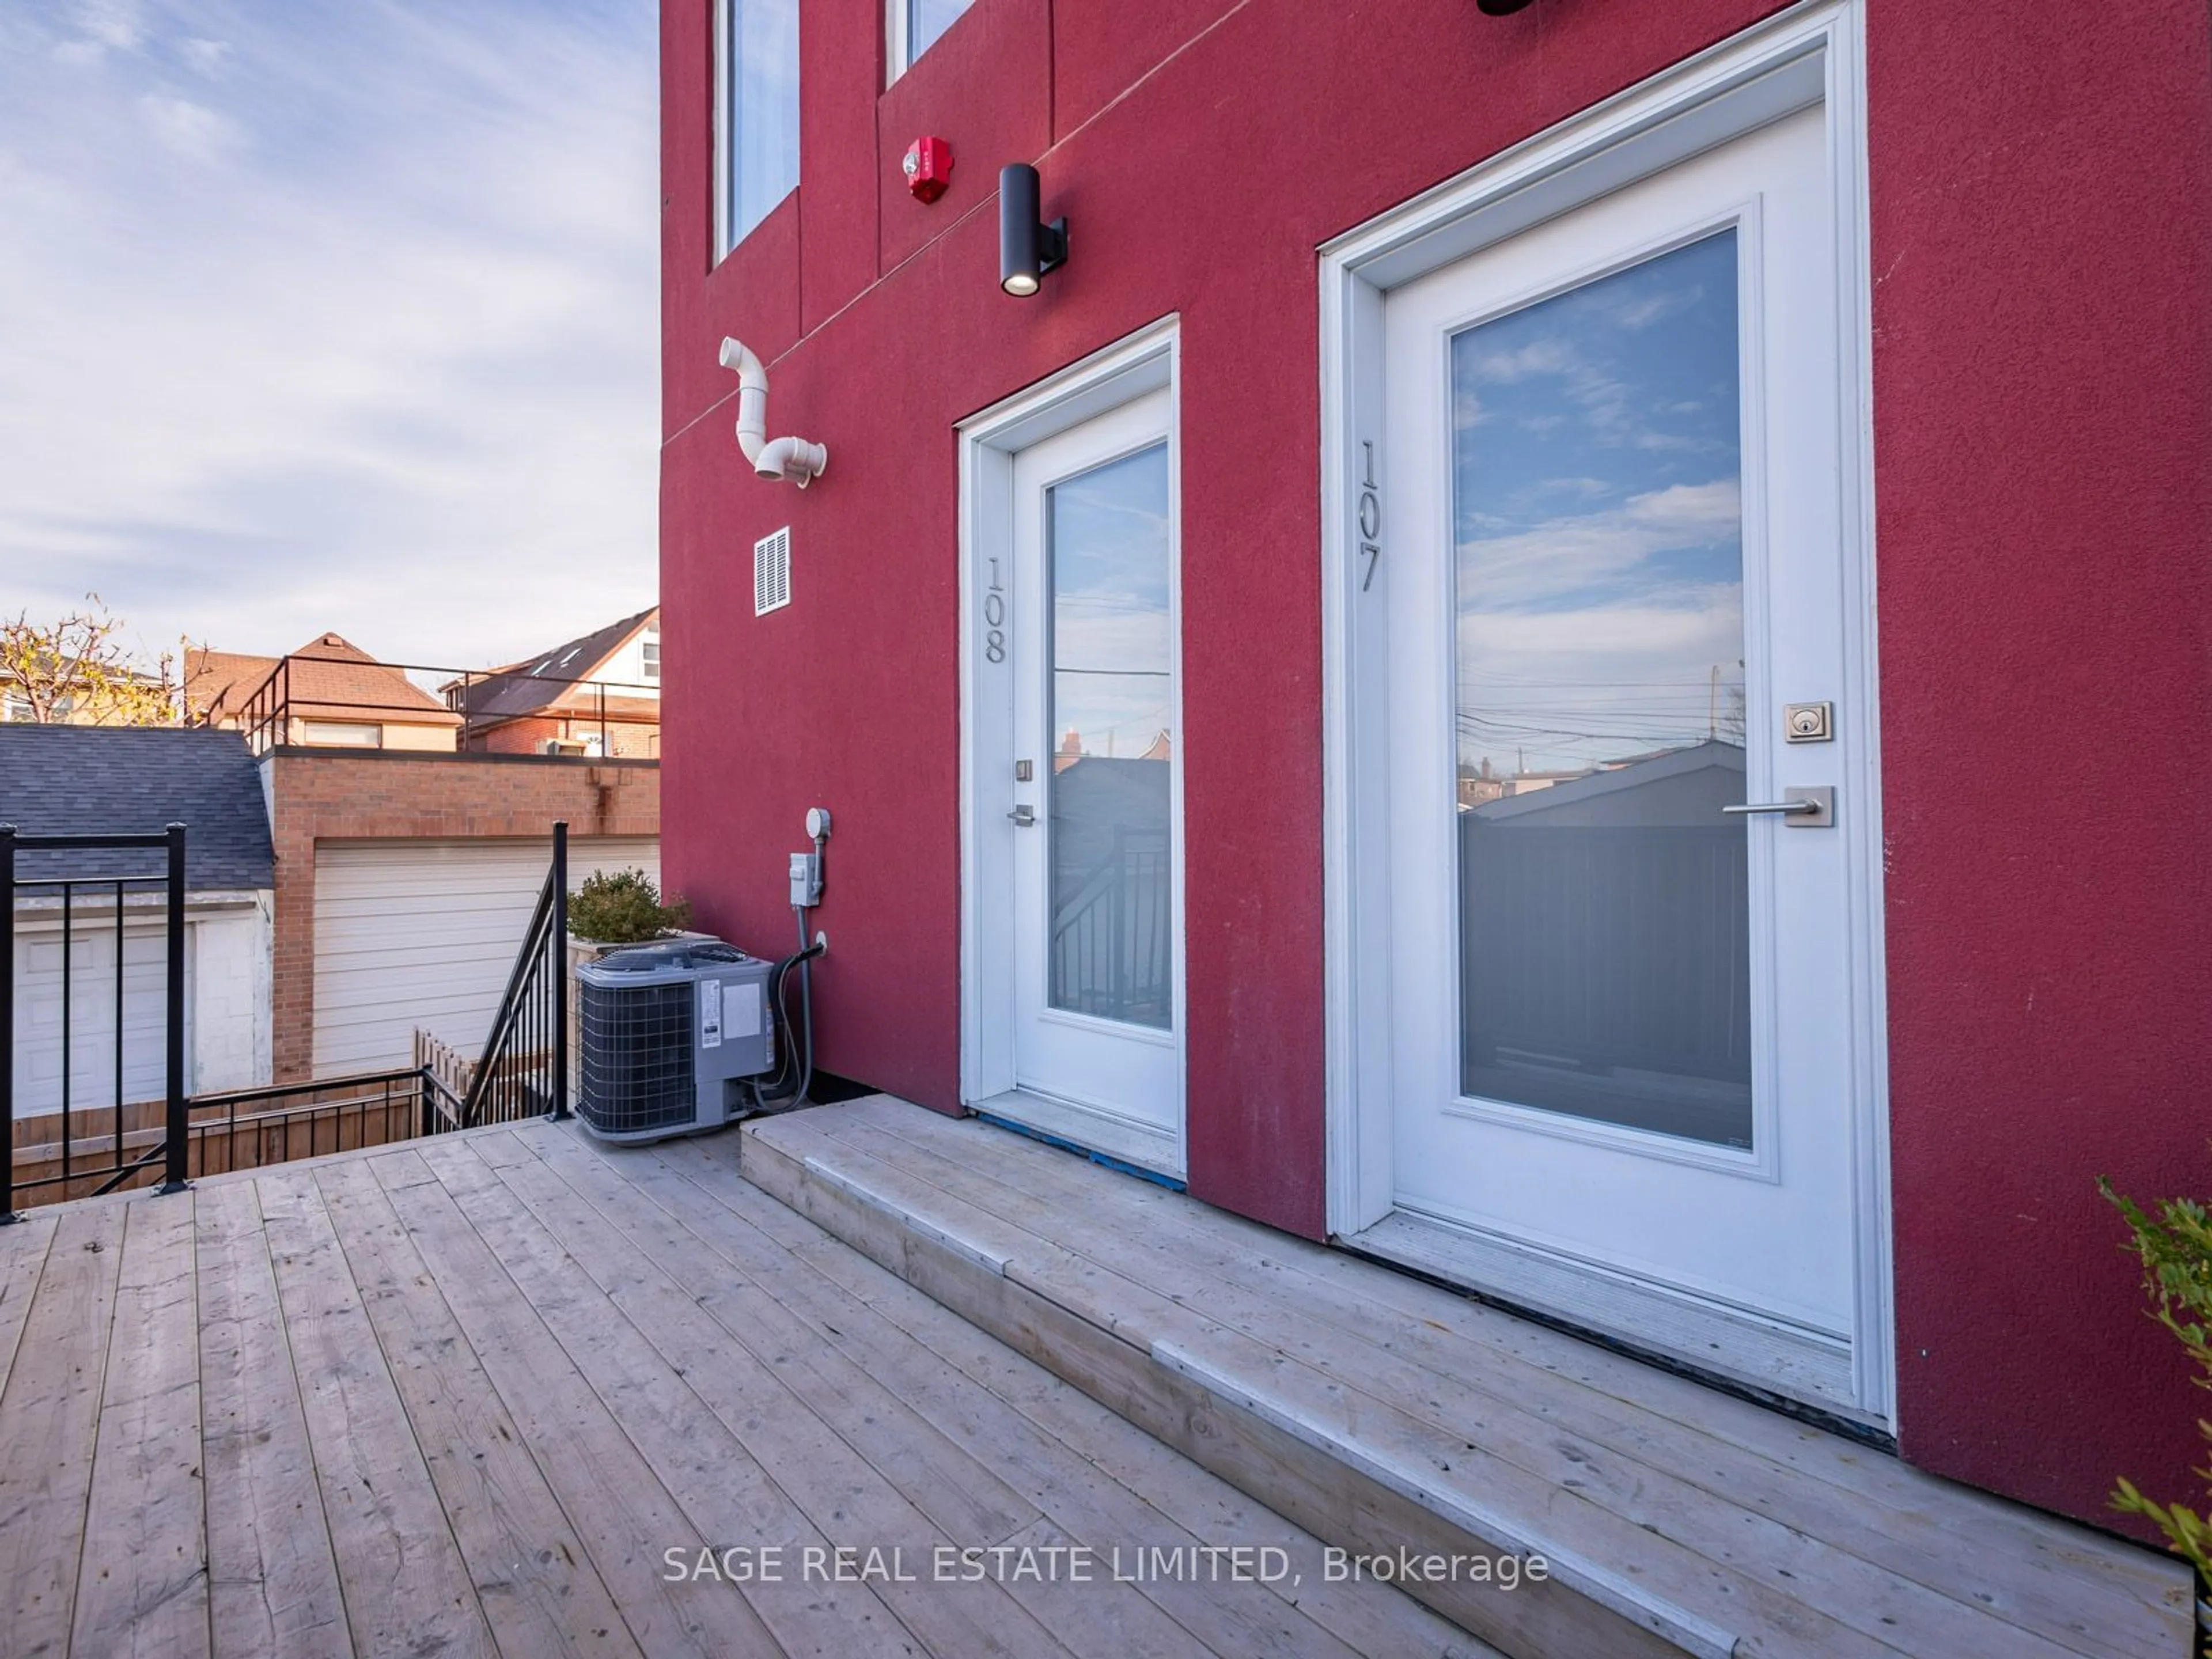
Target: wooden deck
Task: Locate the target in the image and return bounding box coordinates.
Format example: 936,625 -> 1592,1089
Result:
0,1118 -> 1498,1658
744,1097 -> 2195,1659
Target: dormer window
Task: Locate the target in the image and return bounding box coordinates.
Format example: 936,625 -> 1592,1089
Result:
889,0 -> 973,81
717,0 -> 800,254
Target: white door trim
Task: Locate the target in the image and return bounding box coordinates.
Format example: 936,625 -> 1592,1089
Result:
1318,0 -> 1892,1421
957,317 -> 1188,1179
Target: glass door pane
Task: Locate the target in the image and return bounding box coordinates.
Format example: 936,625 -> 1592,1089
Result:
906,0 -> 974,64
1046,443 -> 1173,1029
1452,229 -> 1752,1146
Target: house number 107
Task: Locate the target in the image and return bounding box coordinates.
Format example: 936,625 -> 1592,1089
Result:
984,558 -> 1007,663
1358,440 -> 1382,591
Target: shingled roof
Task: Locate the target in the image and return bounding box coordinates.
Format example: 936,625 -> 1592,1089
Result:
0,725 -> 276,892
449,607 -> 657,725
187,632 -> 460,730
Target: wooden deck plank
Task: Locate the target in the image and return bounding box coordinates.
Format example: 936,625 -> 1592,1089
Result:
834,1099 -> 2185,1639
255,1166 -> 497,1659
523,1131 -> 1041,1551
806,1103 -> 2120,1659
366,1145 -> 779,1659
72,1193 -> 210,1658
12,1101 -> 2179,1659
452,1131 -> 1078,1659
195,1177 -> 351,1659
410,1132 -> 915,1659
0,1209 -> 61,1400
819,1100 -> 2188,1652
740,1122 -> 1712,1659
778,1223 -> 1503,1659
584,1128 -> 1492,1659
533,1126 -> 1349,1659
312,1157 -> 640,1659
0,1198 -> 128,1658
758,1113 -> 2108,1657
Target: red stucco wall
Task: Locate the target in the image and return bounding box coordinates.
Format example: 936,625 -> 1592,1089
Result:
1866,3 -> 2212,1522
659,0 -> 2212,1529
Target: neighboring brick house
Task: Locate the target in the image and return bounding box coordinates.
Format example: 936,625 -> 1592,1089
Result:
172,624 -> 665,1082
260,748 -> 660,1082
445,606 -> 661,759
187,631 -> 461,751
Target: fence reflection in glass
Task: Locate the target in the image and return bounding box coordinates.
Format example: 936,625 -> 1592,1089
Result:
1046,442 -> 1174,1031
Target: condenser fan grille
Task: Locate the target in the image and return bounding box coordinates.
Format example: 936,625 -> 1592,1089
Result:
578,978 -> 698,1135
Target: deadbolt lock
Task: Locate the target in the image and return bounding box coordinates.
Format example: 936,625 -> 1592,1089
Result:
1783,702 -> 1834,743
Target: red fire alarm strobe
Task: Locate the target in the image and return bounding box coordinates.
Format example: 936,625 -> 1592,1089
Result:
903,137 -> 952,203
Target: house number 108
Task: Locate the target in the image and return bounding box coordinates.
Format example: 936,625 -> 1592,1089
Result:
984,558 -> 1007,663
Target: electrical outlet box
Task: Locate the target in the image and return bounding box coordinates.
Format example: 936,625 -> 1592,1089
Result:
789,851 -> 823,908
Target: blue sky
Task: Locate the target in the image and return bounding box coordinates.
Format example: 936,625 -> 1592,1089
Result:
1051,444 -> 1173,759
1451,230 -> 1747,774
0,0 -> 660,671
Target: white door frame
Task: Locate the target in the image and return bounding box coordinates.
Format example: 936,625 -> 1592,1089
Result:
957,317 -> 1189,1178
1319,1 -> 1893,1420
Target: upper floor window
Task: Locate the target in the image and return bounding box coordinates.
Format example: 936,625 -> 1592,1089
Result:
718,0 -> 800,253
641,634 -> 661,681
889,0 -> 974,80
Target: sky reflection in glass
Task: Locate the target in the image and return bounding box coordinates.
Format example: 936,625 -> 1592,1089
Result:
1452,229 -> 1744,778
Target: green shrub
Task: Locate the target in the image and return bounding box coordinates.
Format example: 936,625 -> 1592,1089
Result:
2102,1176 -> 2212,1592
567,868 -> 690,944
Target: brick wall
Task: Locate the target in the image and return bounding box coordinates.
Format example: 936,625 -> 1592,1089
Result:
264,749 -> 659,1080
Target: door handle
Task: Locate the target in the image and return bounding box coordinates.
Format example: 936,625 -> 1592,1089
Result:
1007,805 -> 1037,827
1722,786 -> 1834,827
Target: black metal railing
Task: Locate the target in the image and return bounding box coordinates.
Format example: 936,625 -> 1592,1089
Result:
180,1068 -> 440,1175
2,822 -> 188,1218
460,821 -> 570,1128
230,654 -> 660,758
1051,826 -> 1173,1027
9,1067 -> 479,1206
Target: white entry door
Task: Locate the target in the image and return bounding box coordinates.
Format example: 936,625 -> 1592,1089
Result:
981,385 -> 1184,1172
1369,103 -> 1880,1412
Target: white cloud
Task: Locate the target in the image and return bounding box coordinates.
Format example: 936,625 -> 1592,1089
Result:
1602,283 -> 1704,331
1467,337 -> 1577,384
179,37 -> 230,79
137,92 -> 243,160
1455,479 -> 1746,766
0,1 -> 661,668
73,0 -> 144,52
1460,479 -> 1740,608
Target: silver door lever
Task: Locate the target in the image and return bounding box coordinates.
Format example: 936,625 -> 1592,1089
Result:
1007,805 -> 1037,827
1722,786 -> 1834,827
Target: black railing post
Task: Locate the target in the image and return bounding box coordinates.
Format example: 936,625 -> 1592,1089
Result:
551,821 -> 569,1118
1,823 -> 17,1222
159,823 -> 190,1194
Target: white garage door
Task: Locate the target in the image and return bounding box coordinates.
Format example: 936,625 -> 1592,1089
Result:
313,838 -> 660,1075
12,918 -> 183,1120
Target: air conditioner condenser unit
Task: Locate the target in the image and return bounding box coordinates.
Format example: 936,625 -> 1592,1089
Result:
575,938 -> 775,1142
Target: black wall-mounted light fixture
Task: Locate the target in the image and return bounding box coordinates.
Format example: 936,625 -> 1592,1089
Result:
1475,0 -> 1536,13
998,163 -> 1067,297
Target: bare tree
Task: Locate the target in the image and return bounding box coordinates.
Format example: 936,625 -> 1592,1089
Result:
0,596 -> 188,726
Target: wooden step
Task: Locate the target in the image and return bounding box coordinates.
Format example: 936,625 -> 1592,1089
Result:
737,1098 -> 2192,1659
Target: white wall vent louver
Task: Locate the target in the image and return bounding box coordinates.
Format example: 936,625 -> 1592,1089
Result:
754,526 -> 791,616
